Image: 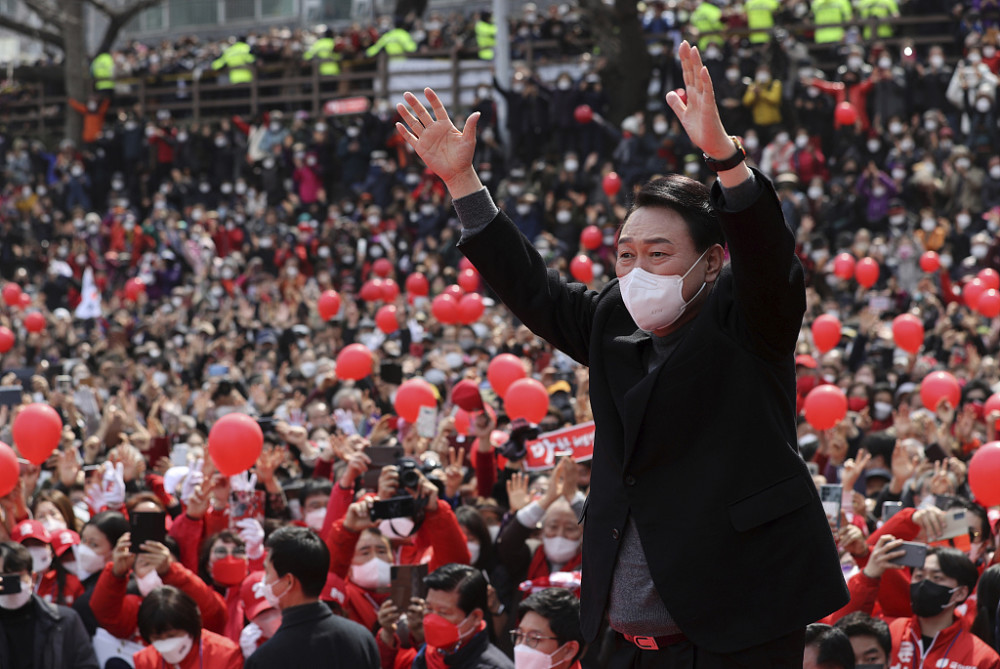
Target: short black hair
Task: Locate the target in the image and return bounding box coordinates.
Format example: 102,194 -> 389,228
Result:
137,586 -> 202,643
424,563 -> 488,618
835,612 -> 890,658
930,546 -> 979,597
860,431 -> 896,466
622,174 -> 724,253
804,623 -> 855,669
265,525 -> 329,598
455,506 -> 494,569
300,479 -> 333,505
85,511 -> 130,547
517,588 -> 584,662
0,541 -> 32,574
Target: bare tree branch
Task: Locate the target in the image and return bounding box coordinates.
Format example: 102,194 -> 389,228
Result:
89,0 -> 166,55
21,0 -> 73,29
0,14 -> 64,49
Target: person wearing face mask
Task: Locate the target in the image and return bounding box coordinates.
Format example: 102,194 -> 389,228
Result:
396,44 -> 847,666
133,585 -> 242,669
326,470 -> 471,631
742,66 -> 783,137
238,570 -> 282,658
70,511 -> 129,635
245,526 -> 378,669
197,531 -> 257,643
943,146 -> 986,216
511,588 -> 584,669
0,541 -> 98,669
11,520 -> 84,608
377,562 -> 513,669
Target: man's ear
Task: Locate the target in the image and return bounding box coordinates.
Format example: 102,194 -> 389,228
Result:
949,585 -> 970,608
555,641 -> 580,667
705,243 -> 726,283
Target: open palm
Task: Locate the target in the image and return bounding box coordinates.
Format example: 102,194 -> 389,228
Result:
665,41 -> 732,160
396,88 -> 479,186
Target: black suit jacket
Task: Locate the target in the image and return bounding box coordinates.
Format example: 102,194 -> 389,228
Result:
459,170 -> 849,653
245,602 -> 379,668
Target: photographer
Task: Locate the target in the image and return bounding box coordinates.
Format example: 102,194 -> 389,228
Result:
325,466 -> 470,631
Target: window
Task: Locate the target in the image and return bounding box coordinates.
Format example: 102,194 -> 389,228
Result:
261,0 -> 295,17
225,0 -> 255,20
169,0 -> 219,27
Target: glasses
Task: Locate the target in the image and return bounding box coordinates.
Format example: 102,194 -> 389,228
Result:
970,529 -> 984,541
509,630 -> 559,648
212,546 -> 247,558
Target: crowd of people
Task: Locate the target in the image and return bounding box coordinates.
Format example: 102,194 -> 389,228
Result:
1,0 -> 1000,667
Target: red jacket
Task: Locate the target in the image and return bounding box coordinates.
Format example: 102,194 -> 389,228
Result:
133,629 -> 243,669
888,615 -> 1000,669
90,562 -> 228,640
36,569 -> 84,607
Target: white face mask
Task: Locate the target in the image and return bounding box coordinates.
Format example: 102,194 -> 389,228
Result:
467,541 -> 481,564
808,186 -> 823,200
972,244 -> 989,260
304,508 -> 326,531
889,122 -> 903,135
29,546 -> 52,574
555,211 -> 572,224
350,557 -> 391,590
991,166 -> 1000,179
259,574 -> 289,608
378,517 -> 414,539
976,98 -> 991,113
618,248 -> 709,332
136,568 -> 164,596
487,525 -> 501,543
542,536 -> 581,564
743,136 -> 759,151
72,543 -> 107,580
0,578 -> 32,610
921,218 -> 937,232
40,516 -> 67,533
873,401 -> 893,421
930,55 -> 944,68
515,643 -> 564,669
152,634 -> 194,665
795,135 -> 809,149
957,213 -> 972,230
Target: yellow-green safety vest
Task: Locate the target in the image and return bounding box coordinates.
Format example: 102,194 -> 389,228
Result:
857,0 -> 899,39
305,37 -> 341,76
365,29 -> 417,59
92,53 -> 114,91
745,0 -> 779,44
690,2 -> 724,50
212,42 -> 255,84
812,0 -> 852,44
475,20 -> 497,60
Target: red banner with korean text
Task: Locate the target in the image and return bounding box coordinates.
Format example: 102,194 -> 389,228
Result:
523,422 -> 595,471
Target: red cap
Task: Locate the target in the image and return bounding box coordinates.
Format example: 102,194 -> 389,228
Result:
241,570 -> 274,620
12,520 -> 51,544
320,571 -> 347,604
795,354 -> 818,369
51,529 -> 80,557
451,379 -> 484,412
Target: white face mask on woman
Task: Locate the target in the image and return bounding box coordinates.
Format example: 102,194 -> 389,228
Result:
618,248 -> 709,332
152,634 -> 194,665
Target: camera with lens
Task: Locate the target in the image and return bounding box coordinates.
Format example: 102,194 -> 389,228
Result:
397,458 -> 422,490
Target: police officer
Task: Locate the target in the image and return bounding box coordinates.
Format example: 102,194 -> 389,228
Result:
212,36 -> 256,85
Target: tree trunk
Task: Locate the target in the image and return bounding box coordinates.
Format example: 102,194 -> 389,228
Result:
580,0 -> 651,126
62,0 -> 88,144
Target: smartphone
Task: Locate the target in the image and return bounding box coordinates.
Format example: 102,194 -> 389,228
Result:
369,495 -> 420,522
229,489 -> 266,529
0,385 -> 23,407
361,445 -> 405,490
937,508 -> 970,541
881,501 -> 903,523
129,511 -> 167,553
415,406 -> 438,439
924,442 -> 948,462
207,364 -> 229,378
170,443 -> 190,468
820,484 -> 842,529
0,574 -> 23,594
389,564 -> 428,608
888,541 -> 928,568
145,436 -> 170,468
55,375 -> 73,393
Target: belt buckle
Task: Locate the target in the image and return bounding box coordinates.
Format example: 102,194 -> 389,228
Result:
633,636 -> 659,651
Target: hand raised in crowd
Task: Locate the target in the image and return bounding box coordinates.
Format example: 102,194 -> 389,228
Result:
396,88 -> 482,197
540,458 -> 571,510
377,599 -> 401,647
862,534 -> 906,579
405,597 -> 426,646
840,449 -> 872,494
377,465 -> 400,500
343,498 -> 376,533
338,450 -> 371,489
836,522 -> 868,558
506,471 -> 531,512
56,447 -> 81,488
256,446 -> 286,493
185,484 -> 210,520
111,532 -> 136,577
136,540 -> 173,576
444,446 -> 466,499
912,506 -> 947,540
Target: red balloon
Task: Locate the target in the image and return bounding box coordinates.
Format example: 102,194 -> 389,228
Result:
891,314 -> 924,354
2,284 -> 22,307
124,278 -> 145,302
920,371 -> 961,412
360,279 -> 383,302
443,285 -> 465,300
570,255 -> 594,283
0,442 -> 17,497
380,278 -> 400,302
457,268 -> 480,294
23,312 -> 46,333
208,413 -> 264,476
978,289 -> 1000,318
454,408 -> 472,436
431,294 -> 459,324
459,257 -> 476,273
375,305 -> 399,334
968,441 -> 1000,507
979,268 -> 1000,291
335,343 -> 374,381
811,314 -> 842,354
458,293 -> 485,324
602,172 -> 622,197
834,101 -> 858,127
405,272 -> 430,297
317,290 -> 342,320
372,258 -> 393,278
985,394 -> 1000,431
832,253 -> 856,280
503,378 -> 550,424
573,104 -> 593,124
394,378 -> 437,423
18,292 -> 30,308
12,403 -> 63,465
919,251 -> 941,273
854,258 -> 879,289
488,354 -> 526,397
964,278 -> 987,311
580,225 -> 602,251
0,326 -> 13,354
803,385 -> 848,430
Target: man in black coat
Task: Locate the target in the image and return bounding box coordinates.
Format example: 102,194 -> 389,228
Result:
0,542 -> 98,669
395,40 -> 848,668
245,526 -> 379,669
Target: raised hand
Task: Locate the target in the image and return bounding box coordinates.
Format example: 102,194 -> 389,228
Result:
506,472 -> 531,512
396,88 -> 482,197
665,41 -> 735,161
